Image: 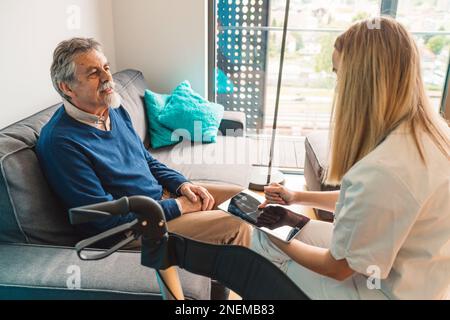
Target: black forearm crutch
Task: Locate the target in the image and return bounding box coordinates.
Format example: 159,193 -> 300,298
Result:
69,196 -> 309,300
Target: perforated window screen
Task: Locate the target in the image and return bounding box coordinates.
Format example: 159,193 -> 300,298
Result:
215,0 -> 270,132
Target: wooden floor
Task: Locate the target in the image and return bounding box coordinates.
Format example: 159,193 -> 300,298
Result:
248,136 -> 306,169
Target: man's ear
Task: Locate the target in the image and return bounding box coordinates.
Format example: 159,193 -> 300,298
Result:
59,82 -> 76,99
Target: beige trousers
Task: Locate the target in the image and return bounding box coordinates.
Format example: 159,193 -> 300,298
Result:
126,182 -> 252,249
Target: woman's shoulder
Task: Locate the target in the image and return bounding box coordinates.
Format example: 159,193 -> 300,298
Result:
343,157 -> 411,194
344,128 -> 449,205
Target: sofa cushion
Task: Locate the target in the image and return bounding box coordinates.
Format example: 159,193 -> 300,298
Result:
158,81 -> 224,143
144,89 -> 179,149
0,243 -> 210,300
149,136 -> 251,187
0,104 -> 82,246
1,146 -> 82,245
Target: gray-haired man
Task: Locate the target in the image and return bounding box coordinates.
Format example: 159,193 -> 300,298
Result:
37,38 -> 251,248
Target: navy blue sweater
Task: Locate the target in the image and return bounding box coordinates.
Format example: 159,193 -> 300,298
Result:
36,105 -> 188,233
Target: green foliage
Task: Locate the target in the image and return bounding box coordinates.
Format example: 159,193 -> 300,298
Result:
315,34 -> 336,73
426,35 -> 450,55
292,33 -> 304,51
352,11 -> 370,22
271,18 -> 279,27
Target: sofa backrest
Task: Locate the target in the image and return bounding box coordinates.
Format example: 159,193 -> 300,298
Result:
113,69 -> 151,148
0,69 -> 150,246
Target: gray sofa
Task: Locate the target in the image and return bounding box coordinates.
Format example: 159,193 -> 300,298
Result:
0,69 -> 251,300
304,131 -> 340,221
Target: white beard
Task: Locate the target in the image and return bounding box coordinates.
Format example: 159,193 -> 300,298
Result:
105,91 -> 122,109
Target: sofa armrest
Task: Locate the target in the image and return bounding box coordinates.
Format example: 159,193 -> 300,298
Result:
0,243 -> 210,300
219,111 -> 246,136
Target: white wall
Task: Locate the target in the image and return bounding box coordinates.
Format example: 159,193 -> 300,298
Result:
111,0 -> 208,97
0,0 -> 209,129
0,0 -> 116,129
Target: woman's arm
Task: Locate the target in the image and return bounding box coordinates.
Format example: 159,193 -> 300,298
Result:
268,235 -> 354,281
260,183 -> 340,213
293,190 -> 340,213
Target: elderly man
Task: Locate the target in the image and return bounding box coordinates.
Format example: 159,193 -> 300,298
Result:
37,37 -> 251,248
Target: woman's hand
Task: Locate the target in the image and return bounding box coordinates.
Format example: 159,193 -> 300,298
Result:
256,206 -> 305,230
258,183 -> 296,209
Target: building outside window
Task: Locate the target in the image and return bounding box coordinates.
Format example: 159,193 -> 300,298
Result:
211,0 -> 450,170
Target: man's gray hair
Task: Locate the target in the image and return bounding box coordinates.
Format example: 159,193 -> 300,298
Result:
50,37 -> 102,100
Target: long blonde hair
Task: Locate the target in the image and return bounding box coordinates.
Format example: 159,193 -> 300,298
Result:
326,17 -> 450,185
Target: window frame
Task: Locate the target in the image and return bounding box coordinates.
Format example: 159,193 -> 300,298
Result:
381,0 -> 398,18
208,0 -> 450,122
208,0 -> 217,102
442,60 -> 450,120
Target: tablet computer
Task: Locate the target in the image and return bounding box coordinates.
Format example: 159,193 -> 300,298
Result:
218,189 -> 310,243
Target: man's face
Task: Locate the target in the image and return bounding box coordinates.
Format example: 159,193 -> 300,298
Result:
62,49 -> 119,114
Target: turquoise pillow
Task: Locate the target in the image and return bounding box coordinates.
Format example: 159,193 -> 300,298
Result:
158,81 -> 224,143
143,89 -> 181,149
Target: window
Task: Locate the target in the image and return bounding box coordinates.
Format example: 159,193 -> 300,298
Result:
210,0 -> 450,169
395,0 -> 450,113
214,0 -> 271,133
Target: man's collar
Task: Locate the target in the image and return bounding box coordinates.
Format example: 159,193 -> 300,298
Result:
63,99 -> 111,131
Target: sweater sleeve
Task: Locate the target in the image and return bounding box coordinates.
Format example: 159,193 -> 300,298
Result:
158,198 -> 182,221
144,150 -> 190,195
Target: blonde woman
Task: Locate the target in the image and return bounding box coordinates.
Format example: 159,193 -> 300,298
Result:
252,17 -> 450,300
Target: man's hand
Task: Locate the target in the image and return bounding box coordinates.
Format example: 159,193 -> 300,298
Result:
179,183 -> 215,211
176,196 -> 203,215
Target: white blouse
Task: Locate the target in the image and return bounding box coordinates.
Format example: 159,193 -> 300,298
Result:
330,124 -> 450,299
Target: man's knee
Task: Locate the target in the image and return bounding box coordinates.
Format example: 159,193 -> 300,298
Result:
227,216 -> 253,247
198,183 -> 244,208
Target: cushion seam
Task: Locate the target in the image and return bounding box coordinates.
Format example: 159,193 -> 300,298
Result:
115,70 -> 142,94
0,283 -> 165,298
